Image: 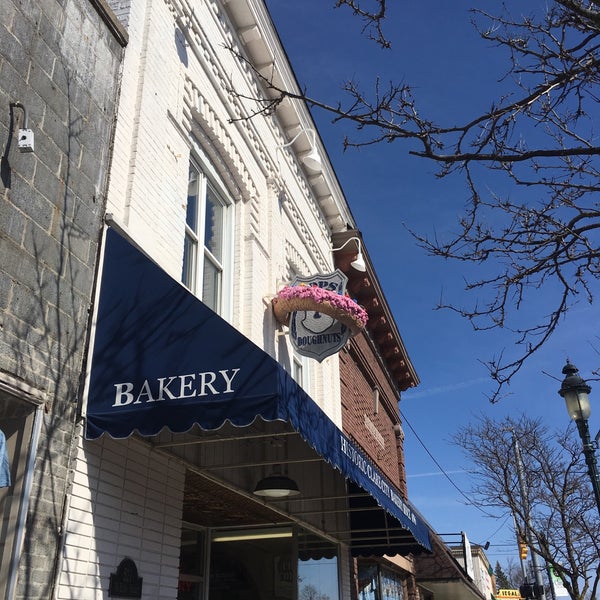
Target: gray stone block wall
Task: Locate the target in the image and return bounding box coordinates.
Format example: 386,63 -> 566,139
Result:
0,0 -> 125,596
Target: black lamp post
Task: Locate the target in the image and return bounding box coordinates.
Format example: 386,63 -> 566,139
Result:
558,361 -> 600,517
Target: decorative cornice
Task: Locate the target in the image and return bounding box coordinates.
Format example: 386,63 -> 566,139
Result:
279,190 -> 330,274
284,240 -> 310,281
332,231 -> 419,392
169,0 -> 333,261
183,77 -> 257,202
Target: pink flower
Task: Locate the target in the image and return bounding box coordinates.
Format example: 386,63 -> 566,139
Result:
275,285 -> 368,327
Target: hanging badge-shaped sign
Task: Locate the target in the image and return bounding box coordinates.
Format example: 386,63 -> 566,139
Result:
289,271 -> 351,361
272,270 -> 369,362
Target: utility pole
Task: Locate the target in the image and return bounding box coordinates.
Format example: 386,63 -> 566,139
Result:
511,431 -> 546,600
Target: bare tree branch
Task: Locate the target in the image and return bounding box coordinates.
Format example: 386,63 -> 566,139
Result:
335,0 -> 390,48
229,1 -> 600,400
453,415 -> 600,600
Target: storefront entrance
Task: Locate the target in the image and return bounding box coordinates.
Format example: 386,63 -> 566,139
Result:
84,229 -> 431,600
177,523 -> 339,600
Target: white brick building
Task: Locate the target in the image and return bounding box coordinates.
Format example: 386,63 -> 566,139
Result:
53,1 -> 432,599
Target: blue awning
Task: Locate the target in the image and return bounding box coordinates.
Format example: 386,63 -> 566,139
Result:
84,227 -> 431,554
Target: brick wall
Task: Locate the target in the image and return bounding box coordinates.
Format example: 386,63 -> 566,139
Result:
0,0 -> 124,596
340,338 -> 408,496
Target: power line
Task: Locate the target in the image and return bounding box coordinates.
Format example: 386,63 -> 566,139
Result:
400,409 -> 498,518
483,514 -> 512,543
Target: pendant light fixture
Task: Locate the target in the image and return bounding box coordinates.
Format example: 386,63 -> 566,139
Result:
253,473 -> 300,498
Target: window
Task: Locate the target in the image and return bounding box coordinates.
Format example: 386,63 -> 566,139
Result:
298,530 -> 339,600
209,528 -> 295,600
0,377 -> 44,600
292,353 -> 304,385
182,160 -> 230,315
292,348 -> 313,393
358,563 -> 405,600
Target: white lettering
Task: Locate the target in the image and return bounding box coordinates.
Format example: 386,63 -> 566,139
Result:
112,368 -> 242,406
113,382 -> 134,406
219,368 -> 240,392
340,436 -> 349,456
136,380 -> 155,403
157,376 -> 178,400
179,374 -> 196,398
198,371 -> 218,396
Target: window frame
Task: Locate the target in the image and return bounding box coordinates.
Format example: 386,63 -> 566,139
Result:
0,375 -> 45,600
292,349 -> 311,390
182,151 -> 233,320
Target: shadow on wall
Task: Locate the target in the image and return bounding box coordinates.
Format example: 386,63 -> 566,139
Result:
0,103 -> 19,189
1,55 -> 114,598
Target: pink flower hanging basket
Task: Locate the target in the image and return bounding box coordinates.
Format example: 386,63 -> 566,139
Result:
272,284 -> 368,335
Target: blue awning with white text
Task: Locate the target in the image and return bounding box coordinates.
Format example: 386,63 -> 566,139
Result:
84,227 -> 431,553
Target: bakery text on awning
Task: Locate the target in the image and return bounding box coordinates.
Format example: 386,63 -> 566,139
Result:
83,227 -> 431,554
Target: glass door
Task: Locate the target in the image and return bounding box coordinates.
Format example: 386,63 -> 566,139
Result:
178,525 -> 206,600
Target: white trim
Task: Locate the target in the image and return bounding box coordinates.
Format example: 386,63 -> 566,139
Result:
186,150 -> 235,321
5,405 -> 43,600
0,374 -> 47,407
80,224 -> 109,419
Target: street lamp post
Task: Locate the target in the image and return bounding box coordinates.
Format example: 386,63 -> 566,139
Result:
558,360 -> 600,517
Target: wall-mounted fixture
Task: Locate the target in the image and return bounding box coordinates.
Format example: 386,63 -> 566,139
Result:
109,557 -> 143,598
277,127 -> 321,173
331,236 -> 366,272
11,102 -> 34,153
253,473 -> 300,498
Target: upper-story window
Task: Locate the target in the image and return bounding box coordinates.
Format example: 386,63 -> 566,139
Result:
182,159 -> 231,316
292,352 -> 305,386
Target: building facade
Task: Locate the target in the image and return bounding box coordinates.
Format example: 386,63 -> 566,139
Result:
1,0 -> 451,599
415,533 -> 491,600
0,0 -> 126,598
61,0 -> 433,598
332,229 -> 424,600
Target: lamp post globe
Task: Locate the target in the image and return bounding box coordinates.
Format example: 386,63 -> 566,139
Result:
558,360 -> 600,517
559,361 -> 591,420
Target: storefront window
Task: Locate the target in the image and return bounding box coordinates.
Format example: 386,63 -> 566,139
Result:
297,530 -> 339,600
380,569 -> 404,600
358,564 -> 405,600
178,521 -> 341,600
358,564 -> 378,600
209,528 -> 295,600
298,557 -> 339,600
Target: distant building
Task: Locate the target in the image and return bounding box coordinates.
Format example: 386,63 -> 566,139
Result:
415,532 -> 492,600
451,541 -> 495,600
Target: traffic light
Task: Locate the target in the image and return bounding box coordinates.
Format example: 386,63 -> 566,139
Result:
520,584 -> 533,598
519,583 -> 544,599
519,540 -> 528,560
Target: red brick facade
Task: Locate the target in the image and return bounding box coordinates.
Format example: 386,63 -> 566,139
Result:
339,336 -> 408,497
333,231 -> 415,501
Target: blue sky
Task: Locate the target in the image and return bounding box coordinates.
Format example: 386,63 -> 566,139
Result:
264,0 -> 600,567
